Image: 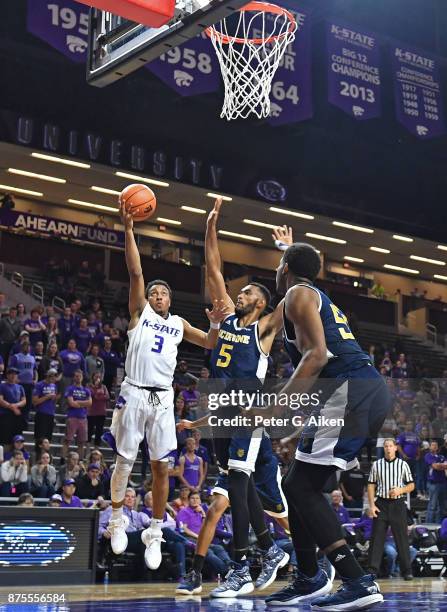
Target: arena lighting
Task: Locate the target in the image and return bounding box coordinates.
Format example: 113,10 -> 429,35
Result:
384,264 -> 419,274
91,186 -> 121,196
305,232 -> 346,244
370,246 -> 390,254
344,256 -> 364,263
333,221 -> 374,234
31,152 -> 91,169
67,198 -> 116,212
206,192 -> 233,201
410,255 -> 445,266
180,206 -> 206,214
434,274 -> 447,281
218,230 -> 262,242
243,219 -> 278,229
269,206 -> 314,220
392,234 -> 413,242
0,184 -> 43,197
437,245 -> 447,252
115,171 -> 169,187
7,168 -> 66,184
157,217 -> 181,225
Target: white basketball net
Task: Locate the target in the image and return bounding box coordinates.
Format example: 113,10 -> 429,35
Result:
207,2 -> 297,120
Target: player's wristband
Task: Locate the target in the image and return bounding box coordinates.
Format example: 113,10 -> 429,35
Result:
275,239 -> 289,251
210,322 -> 220,330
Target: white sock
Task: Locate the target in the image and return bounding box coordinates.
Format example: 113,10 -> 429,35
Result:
150,518 -> 163,531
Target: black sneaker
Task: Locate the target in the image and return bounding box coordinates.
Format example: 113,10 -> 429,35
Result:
265,568 -> 332,606
176,569 -> 202,595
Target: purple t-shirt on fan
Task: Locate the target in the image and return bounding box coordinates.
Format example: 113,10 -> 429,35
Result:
0,382 -> 25,415
425,453 -> 447,484
65,385 -> 91,419
183,454 -> 200,488
61,495 -> 83,508
24,319 -> 44,345
73,328 -> 90,355
397,431 -> 420,460
60,350 -> 85,377
33,381 -> 57,416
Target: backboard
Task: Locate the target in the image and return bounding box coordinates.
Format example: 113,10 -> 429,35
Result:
87,0 -> 247,87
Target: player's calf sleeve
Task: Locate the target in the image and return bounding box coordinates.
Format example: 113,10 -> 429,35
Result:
228,469 -> 250,562
111,455 -> 133,506
247,475 -> 273,550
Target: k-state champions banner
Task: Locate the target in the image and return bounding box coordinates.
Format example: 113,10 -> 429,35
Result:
327,21 -> 381,120
27,0 -> 89,62
0,209 -> 124,248
391,43 -> 446,139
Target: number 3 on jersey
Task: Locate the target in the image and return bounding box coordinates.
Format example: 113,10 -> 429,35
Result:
151,334 -> 164,353
330,304 -> 355,340
216,343 -> 233,367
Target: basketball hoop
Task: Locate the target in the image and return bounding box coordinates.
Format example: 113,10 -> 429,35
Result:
206,1 -> 297,121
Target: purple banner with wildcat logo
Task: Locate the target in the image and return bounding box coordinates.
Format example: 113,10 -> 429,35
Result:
27,0 -> 89,63
391,43 -> 446,139
327,20 -> 381,120
267,4 -> 313,126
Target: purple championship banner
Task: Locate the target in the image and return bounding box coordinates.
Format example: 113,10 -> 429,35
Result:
0,209 -> 125,248
27,0 -> 89,62
391,43 -> 446,139
267,4 -> 313,126
327,21 -> 381,120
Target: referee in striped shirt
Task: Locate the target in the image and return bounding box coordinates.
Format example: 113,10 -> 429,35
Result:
367,438 -> 415,580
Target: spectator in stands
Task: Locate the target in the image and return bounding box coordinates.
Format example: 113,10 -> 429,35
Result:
87,449 -> 111,493
397,420 -> 420,484
34,341 -> 45,375
56,451 -> 83,490
178,437 -> 204,492
85,344 -> 105,383
172,484 -> 190,513
60,478 -> 83,507
415,380 -> 436,417
197,367 -> 210,393
86,313 -> 99,339
177,491 -> 231,575
48,493 -> 62,507
73,318 -> 91,356
0,369 -> 26,446
100,338 -> 121,391
75,463 -> 105,500
98,488 -> 150,577
9,341 -> 37,424
340,466 -> 367,509
32,368 -> 58,442
4,435 -> 30,464
93,322 -> 111,348
70,301 -> 82,327
10,332 -> 30,360
383,530 -> 417,577
181,429 -> 210,480
62,369 -> 91,460
174,360 -> 195,392
24,308 -> 46,347
331,489 -> 352,524
17,492 -> 34,507
380,351 -> 392,375
110,327 -> 124,354
58,307 -> 74,348
94,215 -> 107,228
60,339 -> 86,401
87,372 -> 109,448
416,435 -> 429,500
91,263 -> 106,291
16,303 -> 26,326
415,412 -> 434,437
371,282 -> 385,299
39,344 -> 63,384
425,440 -> 447,523
30,451 -> 57,498
45,316 -> 59,347
391,360 -> 406,379
180,380 -> 200,418
0,306 -> 21,363
440,433 -> 447,458
431,405 -> 447,440
112,309 -> 128,335
166,449 -> 180,502
0,450 -> 28,496
34,437 -> 52,463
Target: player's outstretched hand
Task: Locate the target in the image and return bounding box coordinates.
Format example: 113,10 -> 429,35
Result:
119,197 -> 134,231
272,224 -> 293,249
206,197 -> 223,227
206,299 -> 230,324
177,419 -> 193,432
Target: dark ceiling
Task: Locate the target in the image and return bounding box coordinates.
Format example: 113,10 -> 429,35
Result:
0,0 -> 446,240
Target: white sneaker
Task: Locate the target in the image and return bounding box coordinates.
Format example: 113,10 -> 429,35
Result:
141,526 -> 165,570
108,514 -> 129,555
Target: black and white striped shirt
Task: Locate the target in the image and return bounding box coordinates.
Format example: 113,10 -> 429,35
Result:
368,457 -> 413,499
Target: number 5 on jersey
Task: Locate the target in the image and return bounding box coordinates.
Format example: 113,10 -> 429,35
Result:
216,343 -> 233,368
330,304 -> 355,340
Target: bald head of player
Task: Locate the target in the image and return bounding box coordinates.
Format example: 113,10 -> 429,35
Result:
276,242 -> 321,295
234,282 -> 271,319
145,279 -> 172,318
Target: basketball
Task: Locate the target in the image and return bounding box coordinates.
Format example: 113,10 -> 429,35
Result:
120,184 -> 157,222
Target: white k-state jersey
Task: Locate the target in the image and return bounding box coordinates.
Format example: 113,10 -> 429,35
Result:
125,302 -> 184,389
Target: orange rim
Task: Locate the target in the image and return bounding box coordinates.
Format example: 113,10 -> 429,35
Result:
205,1 -> 296,45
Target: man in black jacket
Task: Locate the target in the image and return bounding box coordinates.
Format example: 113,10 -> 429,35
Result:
75,463 -> 105,500
0,307 -> 21,363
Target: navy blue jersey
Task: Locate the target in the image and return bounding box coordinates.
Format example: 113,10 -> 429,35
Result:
284,284 -> 370,377
210,314 -> 268,381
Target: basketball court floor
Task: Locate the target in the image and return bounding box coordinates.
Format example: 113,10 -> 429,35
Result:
0,580 -> 445,610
